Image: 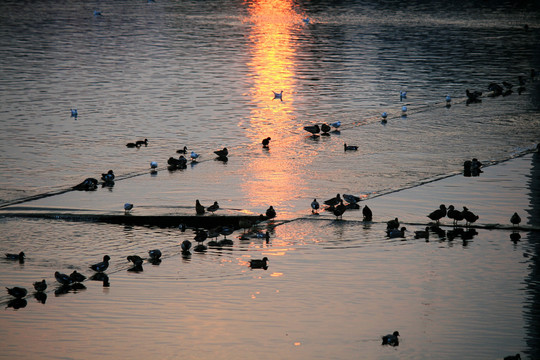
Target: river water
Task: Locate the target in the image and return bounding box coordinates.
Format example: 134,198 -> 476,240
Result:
0,0 -> 540,359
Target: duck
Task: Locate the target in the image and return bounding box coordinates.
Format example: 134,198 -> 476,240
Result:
333,200 -> 347,220
181,240 -> 192,253
69,271 -> 87,283
55,271 -> 73,285
381,112 -> 388,121
93,10 -> 102,16
90,255 -> 110,272
400,91 -> 407,101
193,243 -> 208,252
101,170 -> 115,183
250,257 -> 269,269
343,194 -> 361,205
381,331 -> 400,346
190,151 -> 199,162
303,124 -> 320,136
6,287 -> 27,299
447,205 -> 464,226
219,227 -> 234,239
466,89 -> 482,104
362,205 -> 373,221
214,147 -> 228,157
387,227 -> 407,238
176,146 -> 188,154
272,90 -> 283,101
207,201 -> 220,214
445,94 -> 451,106
70,108 -> 78,117
148,249 -> 162,260
462,206 -> 479,227
127,255 -> 144,266
150,161 -> 158,169
194,229 -> 208,243
427,204 -> 447,224
510,212 -> 521,227
127,263 -> 144,272
344,143 -> 358,151
265,206 -> 276,219
330,121 -> 341,130
414,227 -> 430,239
324,194 -> 341,207
401,105 -> 407,116
5,251 -> 25,261
124,203 -> 134,214
262,137 -> 271,148
126,142 -> 138,148
504,354 -> 521,360
311,198 -> 320,214
321,123 -> 331,134
135,139 -> 148,147
387,218 -> 399,230
73,178 -> 98,191
195,200 -> 205,215
33,279 -> 47,292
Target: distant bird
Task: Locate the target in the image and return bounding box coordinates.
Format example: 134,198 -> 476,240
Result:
55,271 -> 73,286
303,124 -> 320,136
5,251 -> 25,261
382,331 -> 400,346
466,89 -> 482,103
504,354 -> 521,360
194,229 -> 208,243
510,212 -> 521,228
362,205 -> 373,221
343,194 -> 361,205
387,218 -> 399,230
190,151 -> 199,162
401,105 -> 407,116
321,123 -> 331,134
272,90 -> 283,101
93,10 -> 102,16
195,200 -> 205,215
70,109 -> 78,117
445,94 -> 451,106
262,137 -> 271,148
302,17 -> 310,24
6,287 -> 27,299
207,201 -> 220,214
101,169 -> 115,183
381,112 -> 388,120
135,139 -> 148,147
510,232 -> 521,243
219,227 -> 234,239
176,146 -> 188,154
250,257 -> 269,269
148,249 -> 162,260
33,279 -> 47,292
330,121 -> 341,130
324,194 -> 341,207
387,227 -> 407,238
127,255 -> 144,266
266,206 -> 276,219
400,91 -> 407,101
344,143 -> 358,151
124,203 -> 134,214
150,161 -> 158,169
90,255 -> 110,272
333,200 -> 347,220
311,198 -> 320,214
414,227 -> 430,239
126,142 -> 138,148
447,205 -> 464,226
427,204 -> 447,224
69,271 -> 86,283
214,147 -> 228,157
462,206 -> 479,227
181,240 -> 192,252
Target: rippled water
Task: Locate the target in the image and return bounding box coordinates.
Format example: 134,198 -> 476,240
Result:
1,0 -> 540,359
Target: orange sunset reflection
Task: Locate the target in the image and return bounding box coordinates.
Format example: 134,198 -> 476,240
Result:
242,0 -> 309,211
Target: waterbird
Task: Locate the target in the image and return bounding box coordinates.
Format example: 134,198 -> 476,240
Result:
330,121 -> 341,130
124,203 -> 134,214
311,198 -> 320,214
207,201 -> 220,214
219,226 -> 234,239
381,112 -> 388,120
447,205 -> 464,226
466,89 -> 482,104
511,212 -> 521,227
214,147 -> 228,158
362,205 -> 373,221
445,94 -> 451,106
427,204 -> 447,224
55,271 -> 73,286
5,251 -> 25,261
303,124 -> 320,136
194,229 -> 208,243
126,142 -> 138,148
382,331 -> 400,346
387,227 -> 407,238
195,200 -> 205,215
6,287 -> 27,299
321,123 -> 331,134
344,143 -> 358,151
181,240 -> 192,252
343,194 -> 361,205
101,169 -> 115,183
324,194 -> 341,207
33,279 -> 47,292
414,227 -> 430,239
190,151 -> 199,162
176,146 -> 188,154
70,109 -> 78,117
127,255 -> 144,266
69,271 -> 86,283
333,200 -> 347,220
504,354 -> 521,360
73,178 -> 98,191
400,91 -> 407,101
148,249 -> 162,260
90,255 -> 110,272
462,206 -> 479,227
401,105 -> 407,116
262,137 -> 271,148
272,90 -> 283,101
150,161 -> 158,169
135,139 -> 148,147
250,257 -> 268,269
93,10 -> 102,16
266,206 -> 276,219
387,218 -> 399,230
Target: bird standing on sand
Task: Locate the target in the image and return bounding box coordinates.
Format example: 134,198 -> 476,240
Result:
427,204 -> 447,224
273,90 -> 283,101
362,205 -> 373,221
90,255 -> 110,272
382,331 -> 400,346
311,199 -> 320,214
207,201 -> 220,214
195,200 -> 205,215
304,124 -> 320,136
511,212 -> 521,228
447,205 -> 463,226
262,137 -> 271,148
124,203 -> 134,214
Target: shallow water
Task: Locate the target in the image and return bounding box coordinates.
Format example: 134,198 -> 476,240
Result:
1,0 -> 540,359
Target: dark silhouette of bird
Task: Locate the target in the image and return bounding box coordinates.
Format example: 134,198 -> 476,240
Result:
387,227 -> 407,238
101,170 -> 115,183
219,226 -> 234,239
427,204 -> 447,224
90,255 -> 110,272
55,271 -> 73,285
504,354 -> 521,360
266,206 -> 276,219
387,218 -> 399,230
362,205 -> 373,221
333,200 -> 347,220
181,240 -> 192,253
33,279 -> 47,292
303,124 -> 320,136
135,139 -> 148,147
311,199 -> 320,214
382,331 -> 400,346
414,227 -> 430,239
214,147 -> 228,157
207,201 -> 220,214
127,255 -> 144,266
176,146 -> 188,154
69,271 -> 86,283
148,249 -> 162,260
250,257 -> 268,269
124,203 -> 134,214
510,212 -> 521,228
6,287 -> 27,299
195,200 -> 205,215
466,89 -> 482,103
194,229 -> 208,243
343,194 -> 361,205
447,205 -> 463,226
5,251 -> 25,262
321,123 -> 331,134
462,207 -> 479,227
324,194 -> 341,207
272,90 -> 283,101
262,137 -> 271,148
344,143 -> 358,151
126,142 -> 137,148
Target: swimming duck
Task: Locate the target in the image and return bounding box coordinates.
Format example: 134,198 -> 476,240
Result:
272,90 -> 283,101
148,249 -> 162,260
73,178 -> 98,191
181,240 -> 192,252
387,218 -> 399,230
176,146 -> 188,154
6,287 -> 27,299
427,204 -> 447,224
344,143 -> 358,151
333,200 -> 347,220
466,89 -> 482,104
127,263 -> 144,272
5,251 -> 25,261
462,206 -> 479,227
303,124 -> 320,136
124,203 -> 134,214
93,10 -> 102,16
324,194 -> 341,207
55,271 -> 73,285
70,109 -> 78,117
362,205 -> 373,221
69,271 -> 87,283
414,227 -> 430,239
126,142 -> 138,148
510,212 -> 521,227
262,137 -> 271,148
387,227 -> 407,238
311,198 -> 320,214
135,139 -> 148,147
33,279 -> 47,292
382,331 -> 400,346
195,200 -> 205,215
190,151 -> 199,162
101,170 -> 115,183
90,255 -> 110,272
207,201 -> 220,214
127,255 -> 144,266
265,206 -> 276,219
250,257 -> 268,269
214,148 -> 228,157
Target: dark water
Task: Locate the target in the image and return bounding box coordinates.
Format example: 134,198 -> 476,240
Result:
1,0 -> 540,359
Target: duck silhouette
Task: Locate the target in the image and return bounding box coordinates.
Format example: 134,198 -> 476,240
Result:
207,201 -> 220,214
90,255 -> 110,272
195,200 -> 205,215
6,286 -> 27,299
387,227 -> 407,238
303,124 -> 320,136
344,143 -> 358,151
5,251 -> 25,262
55,271 -> 73,286
362,205 -> 373,221
272,90 -> 283,101
262,137 -> 271,148
510,212 -> 521,228
250,257 -> 268,269
382,331 -> 400,346
33,279 -> 47,292
311,199 -> 320,214
428,204 -> 447,224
